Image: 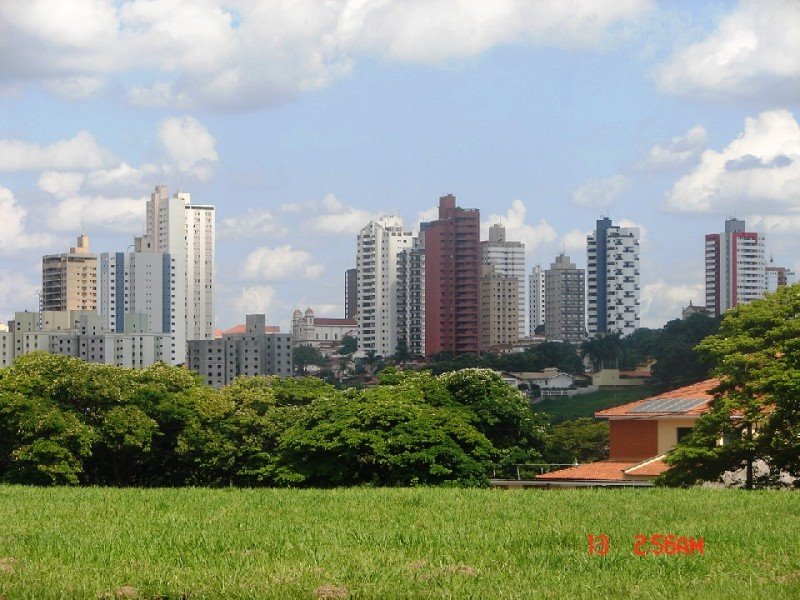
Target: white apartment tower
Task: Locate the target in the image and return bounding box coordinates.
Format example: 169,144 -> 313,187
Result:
356,216 -> 413,356
481,224 -> 526,336
139,185 -> 215,341
705,218 -> 766,316
587,217 -> 640,337
529,264 -> 545,336
396,233 -> 426,356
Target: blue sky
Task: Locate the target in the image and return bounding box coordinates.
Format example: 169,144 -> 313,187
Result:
2,0 -> 799,331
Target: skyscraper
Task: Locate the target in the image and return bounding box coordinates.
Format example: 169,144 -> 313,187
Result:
705,218 -> 766,316
480,265 -> 518,349
41,234 -> 98,313
356,216 -> 413,356
544,253 -> 585,343
137,185 -> 215,342
529,264 -> 545,336
481,223 -> 525,336
344,268 -> 358,319
766,259 -> 796,293
396,233 -> 426,356
587,217 -> 640,337
424,194 -> 481,355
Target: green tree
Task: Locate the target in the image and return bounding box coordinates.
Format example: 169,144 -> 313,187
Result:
338,335 -> 358,355
545,418 -> 609,464
293,345 -> 326,375
658,285 -> 800,488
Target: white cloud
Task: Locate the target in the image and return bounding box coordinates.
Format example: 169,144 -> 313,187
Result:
233,285 -> 277,317
0,186 -> 56,253
242,245 -> 324,280
665,109 -> 800,213
640,280 -> 704,328
639,125 -> 708,170
0,270 -> 39,320
157,116 -> 218,181
0,0 -> 654,110
42,75 -> 105,100
658,0 -> 800,103
562,228 -> 593,252
85,162 -> 159,193
38,171 -> 86,197
571,175 -> 629,209
44,194 -> 147,234
485,199 -> 558,254
0,131 -> 114,171
281,193 -> 380,235
218,209 -> 287,239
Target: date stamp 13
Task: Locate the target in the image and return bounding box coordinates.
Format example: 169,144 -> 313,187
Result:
587,533 -> 704,556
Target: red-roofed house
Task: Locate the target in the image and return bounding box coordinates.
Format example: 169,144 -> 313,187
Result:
535,379 -> 719,486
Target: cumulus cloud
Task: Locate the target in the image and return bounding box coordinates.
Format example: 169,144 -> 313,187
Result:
42,75 -> 105,100
0,270 -> 39,320
562,228 -> 593,252
281,193 -> 380,235
157,116 -> 218,181
665,109 -> 800,213
657,0 -> 800,103
639,125 -> 708,170
242,245 -> 324,280
485,199 -> 558,254
571,175 -> 630,209
43,194 -> 147,233
640,280 -> 704,328
218,209 -> 287,240
233,285 -> 278,317
0,186 -> 56,253
0,131 -> 114,171
0,0 -> 654,110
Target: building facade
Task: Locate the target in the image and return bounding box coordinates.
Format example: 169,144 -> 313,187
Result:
544,253 -> 585,343
292,308 -> 357,354
529,264 -> 545,336
187,314 -> 292,388
587,217 -> 640,337
480,266 -> 519,349
424,194 -> 481,355
705,218 -> 766,316
41,234 -> 98,313
344,268 -> 358,320
1,310 -> 169,369
396,234 -> 426,356
765,260 -> 795,293
481,224 -> 525,336
356,216 -> 413,356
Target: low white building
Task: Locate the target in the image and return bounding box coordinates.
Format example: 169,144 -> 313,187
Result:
292,308 -> 357,354
504,368 -> 578,397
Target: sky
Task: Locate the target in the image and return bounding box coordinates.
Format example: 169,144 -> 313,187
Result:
2,0 -> 800,332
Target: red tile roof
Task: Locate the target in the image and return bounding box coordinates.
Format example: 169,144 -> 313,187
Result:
625,457 -> 669,477
313,318 -> 356,326
536,461 -> 637,481
596,379 -> 719,418
214,324 -> 281,337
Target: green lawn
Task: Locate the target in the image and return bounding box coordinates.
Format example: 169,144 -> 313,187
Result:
0,486 -> 798,598
533,386 -> 656,422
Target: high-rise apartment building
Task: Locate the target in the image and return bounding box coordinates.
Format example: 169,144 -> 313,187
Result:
529,264 -> 545,336
766,260 -> 796,293
41,234 -> 98,313
396,233 -> 426,356
98,249 -> 185,364
356,216 -> 413,356
424,194 -> 481,355
705,218 -> 766,316
544,254 -> 585,343
480,266 -> 518,349
587,217 -> 640,337
137,185 -> 215,342
344,268 -> 358,319
481,223 -> 525,336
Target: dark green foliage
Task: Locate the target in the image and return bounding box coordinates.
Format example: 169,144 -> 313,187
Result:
338,334 -> 358,354
545,418 -> 609,464
427,342 -> 584,375
658,285 -> 800,488
0,354 -> 550,487
293,345 -> 327,374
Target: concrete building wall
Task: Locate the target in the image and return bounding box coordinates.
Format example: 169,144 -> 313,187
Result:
544,254 -> 585,343
396,235 -> 426,356
482,224 -> 526,336
529,265 -> 545,335
41,234 -> 98,313
480,267 -> 518,349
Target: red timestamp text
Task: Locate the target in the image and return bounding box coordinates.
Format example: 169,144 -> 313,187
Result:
587,533 -> 704,556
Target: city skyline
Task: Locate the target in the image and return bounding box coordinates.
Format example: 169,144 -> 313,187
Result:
2,1 -> 800,332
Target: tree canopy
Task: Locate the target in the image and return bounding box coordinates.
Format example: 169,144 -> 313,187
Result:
658,285 -> 800,488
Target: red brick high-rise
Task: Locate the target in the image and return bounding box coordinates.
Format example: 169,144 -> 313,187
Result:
424,194 -> 481,355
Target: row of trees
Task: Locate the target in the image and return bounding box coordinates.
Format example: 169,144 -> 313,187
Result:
0,354 -> 605,487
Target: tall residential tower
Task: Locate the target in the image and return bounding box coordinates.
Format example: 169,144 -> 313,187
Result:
481,223 -> 525,336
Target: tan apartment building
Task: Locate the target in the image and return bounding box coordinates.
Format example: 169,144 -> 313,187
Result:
41,234 -> 98,312
480,265 -> 519,350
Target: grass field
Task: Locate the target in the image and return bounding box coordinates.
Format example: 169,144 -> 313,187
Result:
533,386 -> 656,422
1,486 -> 798,598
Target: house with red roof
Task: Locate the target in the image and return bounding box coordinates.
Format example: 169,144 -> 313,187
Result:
535,379 -> 719,487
